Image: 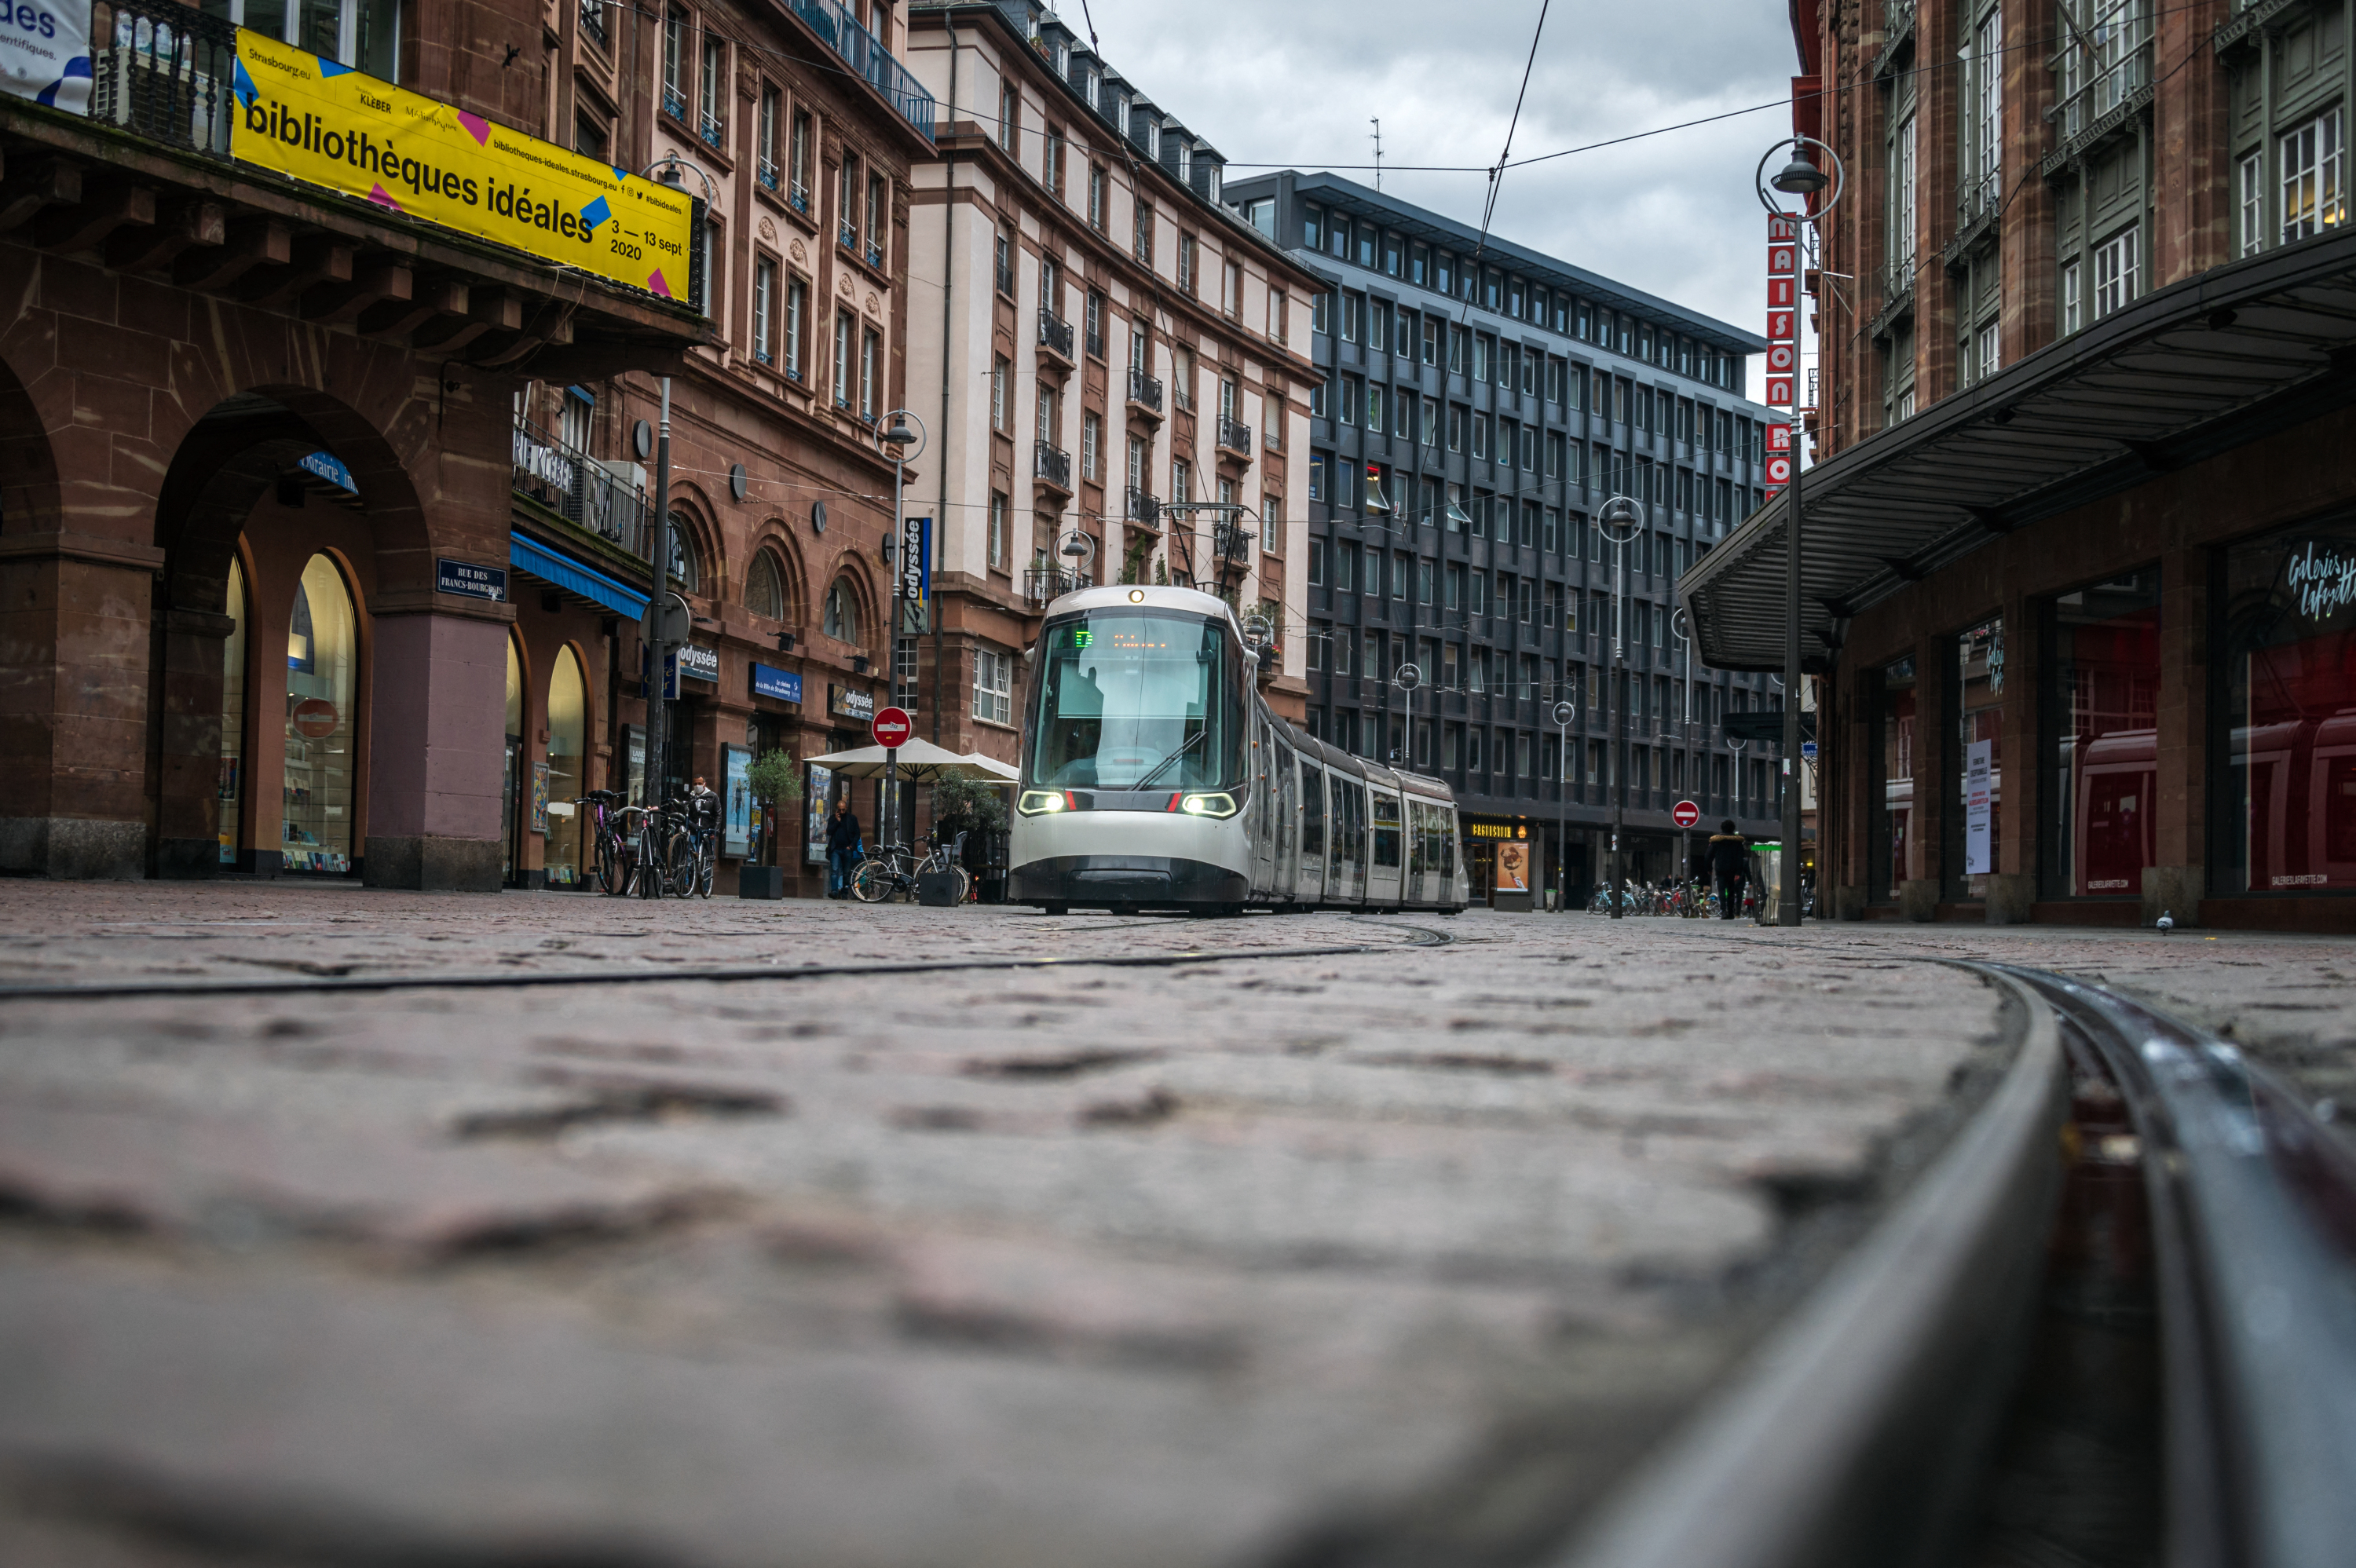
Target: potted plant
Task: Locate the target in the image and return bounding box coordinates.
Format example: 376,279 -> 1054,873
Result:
930,773 -> 1008,902
737,748 -> 803,900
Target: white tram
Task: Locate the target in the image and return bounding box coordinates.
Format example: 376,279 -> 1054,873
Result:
1009,585 -> 1471,916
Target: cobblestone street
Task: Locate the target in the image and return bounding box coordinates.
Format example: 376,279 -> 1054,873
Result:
2,884 -> 2350,1566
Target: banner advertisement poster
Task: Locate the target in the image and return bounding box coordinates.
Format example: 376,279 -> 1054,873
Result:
1965,739 -> 1994,875
804,764 -> 836,865
530,759 -> 550,834
723,745 -> 752,859
2,0 -> 90,113
229,29 -> 695,301
900,516 -> 931,634
624,725 -> 646,806
1494,840 -> 1531,895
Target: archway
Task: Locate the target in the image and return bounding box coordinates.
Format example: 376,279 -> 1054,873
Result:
502,633 -> 526,884
219,556 -> 249,867
281,555 -> 362,874
546,646 -> 587,886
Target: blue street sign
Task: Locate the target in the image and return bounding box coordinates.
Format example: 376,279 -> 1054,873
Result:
437,558 -> 507,601
752,663 -> 802,704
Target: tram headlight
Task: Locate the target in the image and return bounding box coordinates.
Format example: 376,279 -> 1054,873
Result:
1018,790 -> 1067,815
1179,791 -> 1239,817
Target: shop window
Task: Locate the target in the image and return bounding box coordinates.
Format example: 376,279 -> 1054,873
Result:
2224,521 -> 2356,893
668,515 -> 700,590
284,554 -> 358,874
215,557 -> 249,866
2042,576 -> 2160,898
1946,617 -> 2004,901
824,579 -> 859,642
1871,656 -> 1915,901
547,648 -> 587,886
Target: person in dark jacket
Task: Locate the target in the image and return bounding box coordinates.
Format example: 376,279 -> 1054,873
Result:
825,796 -> 862,898
1706,820 -> 1750,919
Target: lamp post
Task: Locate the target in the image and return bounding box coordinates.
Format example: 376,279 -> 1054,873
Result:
1551,697 -> 1575,912
1755,135 -> 1845,929
877,408 -> 926,852
1670,606 -> 1696,900
1597,495 -> 1644,919
637,155 -> 715,894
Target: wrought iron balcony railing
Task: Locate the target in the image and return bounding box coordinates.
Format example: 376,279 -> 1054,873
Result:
785,0 -> 936,140
2051,33 -> 2153,140
699,112 -> 725,150
1211,521 -> 1251,563
1127,367 -> 1163,413
758,161 -> 780,193
663,86 -> 689,123
788,182 -> 811,215
1023,565 -> 1092,606
840,221 -> 861,252
512,419 -> 651,560
1125,488 -> 1161,528
1217,417 -> 1253,455
1033,440 -> 1071,489
89,0 -> 237,158
1037,308 -> 1074,360
580,0 -> 608,45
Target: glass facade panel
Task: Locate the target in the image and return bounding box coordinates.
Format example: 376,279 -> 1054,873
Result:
2043,575 -> 2160,897
503,635 -> 522,881
2225,522 -> 2356,892
1948,617 -> 2004,900
284,555 -> 357,873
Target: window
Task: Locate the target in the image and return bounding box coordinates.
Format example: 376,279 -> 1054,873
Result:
756,86 -> 779,188
988,491 -> 1008,569
788,112 -> 813,210
1308,537 -> 1325,586
839,153 -> 861,249
1222,259 -> 1242,318
2281,108 -> 2347,244
859,327 -> 879,419
1081,411 -> 1100,481
991,354 -> 1008,429
1341,292 -> 1363,344
993,228 -> 1012,296
865,175 -> 887,266
1177,232 -> 1198,294
2093,226 -> 2138,320
823,579 -> 859,642
1309,452 -> 1327,502
999,79 -> 1018,151
973,646 -> 1013,725
1422,316 -> 1440,365
833,310 -> 854,408
1310,378 -> 1327,420
752,257 -> 775,364
2241,151 -> 2265,258
1312,291 -> 1331,336
1263,497 -> 1282,552
1966,7 -> 2001,217
1975,320 -> 1999,382
699,33 -> 725,146
1133,200 -> 1154,265
746,550 -> 785,620
1088,164 -> 1107,231
1045,131 -> 1066,200
662,9 -> 686,120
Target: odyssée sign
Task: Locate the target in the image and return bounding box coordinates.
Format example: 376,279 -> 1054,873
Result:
228,29 -> 694,301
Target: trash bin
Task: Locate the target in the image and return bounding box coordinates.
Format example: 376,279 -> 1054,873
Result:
916,870 -> 960,907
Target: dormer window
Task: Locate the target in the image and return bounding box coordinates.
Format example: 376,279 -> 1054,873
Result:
1085,70 -> 1098,108
1208,164 -> 1221,203
1178,144 -> 1191,182
1147,121 -> 1160,159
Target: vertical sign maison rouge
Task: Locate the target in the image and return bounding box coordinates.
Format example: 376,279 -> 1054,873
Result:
1764,214 -> 1798,495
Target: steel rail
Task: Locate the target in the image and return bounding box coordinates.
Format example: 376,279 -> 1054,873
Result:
0,920 -> 1455,1005
1557,961 -> 2356,1568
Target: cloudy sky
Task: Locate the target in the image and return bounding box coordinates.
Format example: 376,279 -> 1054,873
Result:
1063,0 -> 1802,338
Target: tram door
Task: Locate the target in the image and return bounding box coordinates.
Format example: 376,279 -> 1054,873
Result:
1274,739 -> 1297,901
1368,791 -> 1403,908
1297,760 -> 1326,903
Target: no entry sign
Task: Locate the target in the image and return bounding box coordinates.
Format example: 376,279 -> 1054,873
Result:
871,706 -> 913,749
1672,799 -> 1702,828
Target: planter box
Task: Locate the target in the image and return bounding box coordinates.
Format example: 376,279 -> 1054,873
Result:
737,864 -> 788,900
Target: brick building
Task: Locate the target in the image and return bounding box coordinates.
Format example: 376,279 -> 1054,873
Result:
0,0 -> 933,893
895,0 -> 1321,804
1685,0 -> 2356,927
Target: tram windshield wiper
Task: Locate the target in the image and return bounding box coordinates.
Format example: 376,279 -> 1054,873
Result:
1130,727 -> 1208,791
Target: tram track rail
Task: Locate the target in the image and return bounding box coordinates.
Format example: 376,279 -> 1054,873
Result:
0,914 -> 1454,1005
1555,959 -> 2356,1568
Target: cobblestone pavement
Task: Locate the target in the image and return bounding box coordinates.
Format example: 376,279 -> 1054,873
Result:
0,883 -> 2347,1567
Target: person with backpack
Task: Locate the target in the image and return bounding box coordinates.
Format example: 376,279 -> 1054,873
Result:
1706,820 -> 1750,920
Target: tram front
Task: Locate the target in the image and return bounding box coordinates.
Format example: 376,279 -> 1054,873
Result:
1010,587 -> 1253,914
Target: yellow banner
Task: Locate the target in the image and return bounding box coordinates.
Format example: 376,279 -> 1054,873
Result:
229,31 -> 697,303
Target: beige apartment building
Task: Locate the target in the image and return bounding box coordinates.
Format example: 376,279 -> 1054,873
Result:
898,0 -> 1325,796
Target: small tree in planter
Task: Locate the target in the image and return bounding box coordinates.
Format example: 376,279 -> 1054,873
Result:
931,773 -> 1008,893
740,749 -> 803,898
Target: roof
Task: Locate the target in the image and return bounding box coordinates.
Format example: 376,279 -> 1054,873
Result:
1231,170 -> 1767,355
1681,225 -> 2356,671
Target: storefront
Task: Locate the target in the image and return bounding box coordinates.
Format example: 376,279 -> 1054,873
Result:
1461,817 -> 1531,905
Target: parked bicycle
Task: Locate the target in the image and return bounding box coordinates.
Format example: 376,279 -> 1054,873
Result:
575,791 -> 642,897
850,832 -> 971,905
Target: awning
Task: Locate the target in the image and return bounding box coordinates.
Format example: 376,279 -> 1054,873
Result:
1683,227 -> 2356,671
509,532 -> 649,620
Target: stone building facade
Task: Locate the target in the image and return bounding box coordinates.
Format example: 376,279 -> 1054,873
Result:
1685,0 -> 2356,930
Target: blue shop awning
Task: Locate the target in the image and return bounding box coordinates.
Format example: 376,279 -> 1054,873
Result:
509,532 -> 649,620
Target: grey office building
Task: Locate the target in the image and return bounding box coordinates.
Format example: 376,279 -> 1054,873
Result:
1226,171 -> 1785,904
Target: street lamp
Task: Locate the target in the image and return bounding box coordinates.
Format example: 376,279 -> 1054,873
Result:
876,408 -> 926,852
1551,696 -> 1576,912
635,153 -> 715,894
1669,605 -> 1696,901
1754,133 -> 1845,929
1597,495 -> 1644,920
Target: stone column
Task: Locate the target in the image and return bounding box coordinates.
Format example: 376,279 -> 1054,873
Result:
363,598 -> 513,891
1987,586 -> 2037,924
153,605 -> 236,879
0,534 -> 166,879
1900,629 -> 1945,920
2149,543 -> 2208,927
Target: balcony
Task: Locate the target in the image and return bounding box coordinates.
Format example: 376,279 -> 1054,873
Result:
1216,416 -> 1253,455
785,0 -> 937,141
788,182 -> 811,216
1023,565 -> 1092,606
1211,521 -> 1251,565
664,86 -> 690,125
1126,368 -> 1164,418
580,0 -> 608,45
840,221 -> 861,253
1037,307 -> 1074,364
1125,488 -> 1161,529
758,161 -> 780,195
2045,37 -> 2155,174
1871,250 -> 1919,340
865,241 -> 884,269
1033,440 -> 1072,492
699,111 -> 725,151
513,419 -> 651,560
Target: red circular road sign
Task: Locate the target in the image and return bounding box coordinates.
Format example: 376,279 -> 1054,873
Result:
1673,799 -> 1702,828
871,706 -> 913,749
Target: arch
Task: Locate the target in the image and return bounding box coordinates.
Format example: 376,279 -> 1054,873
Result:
821,576 -> 862,645
0,347 -> 61,536
748,522 -> 808,627
662,484 -> 720,598
283,553 -> 363,874
744,545 -> 788,622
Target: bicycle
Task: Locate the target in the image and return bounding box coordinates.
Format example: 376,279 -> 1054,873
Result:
851,832 -> 971,905
675,823 -> 717,899
575,791 -> 635,896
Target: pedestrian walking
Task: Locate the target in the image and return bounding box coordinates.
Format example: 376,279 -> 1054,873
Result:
825,795 -> 862,899
1706,820 -> 1750,920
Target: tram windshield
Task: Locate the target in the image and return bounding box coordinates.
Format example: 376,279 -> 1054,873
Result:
1028,612 -> 1243,791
